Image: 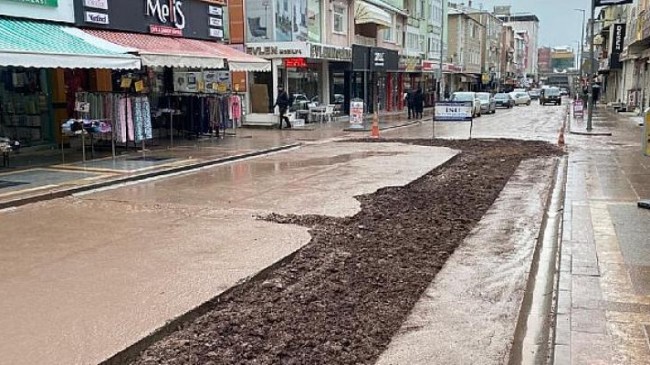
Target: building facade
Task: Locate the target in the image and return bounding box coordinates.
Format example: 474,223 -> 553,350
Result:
538,47 -> 552,73
497,13 -> 540,81
447,7 -> 484,92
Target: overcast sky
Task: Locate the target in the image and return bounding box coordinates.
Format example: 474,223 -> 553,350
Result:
466,0 -> 593,48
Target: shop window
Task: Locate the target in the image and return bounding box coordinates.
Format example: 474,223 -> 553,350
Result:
333,5 -> 347,34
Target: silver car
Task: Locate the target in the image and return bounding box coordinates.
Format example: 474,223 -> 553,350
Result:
476,92 -> 496,114
450,92 -> 482,117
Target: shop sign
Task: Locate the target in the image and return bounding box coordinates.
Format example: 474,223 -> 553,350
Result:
208,5 -> 222,15
350,100 -> 364,127
310,44 -> 352,61
574,99 -> 584,118
74,0 -> 219,40
610,23 -> 626,70
6,0 -> 58,7
284,58 -> 307,67
246,42 -> 310,58
399,55 -> 422,72
370,48 -> 399,71
434,102 -> 473,121
374,52 -> 385,67
209,28 -> 224,38
85,11 -> 109,24
83,0 -> 106,9
146,0 -> 186,30
482,73 -> 490,83
150,24 -> 183,36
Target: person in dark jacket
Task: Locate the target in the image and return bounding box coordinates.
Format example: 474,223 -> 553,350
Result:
273,86 -> 292,129
404,90 -> 414,119
413,87 -> 424,119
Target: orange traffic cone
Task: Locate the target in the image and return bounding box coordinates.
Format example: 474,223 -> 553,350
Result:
371,112 -> 380,139
558,126 -> 565,146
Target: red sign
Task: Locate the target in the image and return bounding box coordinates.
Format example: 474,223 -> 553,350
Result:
284,58 -> 307,68
150,24 -> 183,37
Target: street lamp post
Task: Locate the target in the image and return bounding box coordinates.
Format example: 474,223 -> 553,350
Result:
574,9 -> 586,81
587,0 -> 595,131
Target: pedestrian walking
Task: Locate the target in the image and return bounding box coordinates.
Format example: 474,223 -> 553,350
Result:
413,87 -> 424,119
404,90 -> 414,119
273,86 -> 292,129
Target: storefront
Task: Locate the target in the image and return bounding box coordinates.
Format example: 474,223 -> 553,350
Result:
70,0 -> 269,143
0,0 -> 140,149
245,42 -> 352,124
351,45 -> 399,114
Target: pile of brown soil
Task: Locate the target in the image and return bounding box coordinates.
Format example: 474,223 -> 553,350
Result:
127,139 -> 563,365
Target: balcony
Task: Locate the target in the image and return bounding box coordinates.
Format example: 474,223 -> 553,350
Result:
354,35 -> 377,47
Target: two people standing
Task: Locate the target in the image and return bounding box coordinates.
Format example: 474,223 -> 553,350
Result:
404,88 -> 424,120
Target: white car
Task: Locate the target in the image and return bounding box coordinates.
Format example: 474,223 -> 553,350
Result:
450,91 -> 482,117
510,92 -> 531,106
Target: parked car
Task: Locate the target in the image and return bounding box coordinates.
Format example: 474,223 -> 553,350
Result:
528,89 -> 541,100
540,87 -> 562,105
450,91 -> 481,117
559,88 -> 569,96
494,93 -> 515,108
476,92 -> 496,114
510,92 -> 532,106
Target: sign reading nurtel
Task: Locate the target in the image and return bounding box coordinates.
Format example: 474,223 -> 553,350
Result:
7,0 -> 58,6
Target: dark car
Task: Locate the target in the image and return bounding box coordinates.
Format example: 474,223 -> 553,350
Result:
540,87 -> 562,106
528,89 -> 541,100
493,93 -> 515,108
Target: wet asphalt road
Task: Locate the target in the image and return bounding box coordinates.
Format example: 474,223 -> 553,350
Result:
0,102 -> 566,364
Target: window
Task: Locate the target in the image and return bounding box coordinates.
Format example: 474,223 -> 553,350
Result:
383,15 -> 396,42
333,5 -> 347,34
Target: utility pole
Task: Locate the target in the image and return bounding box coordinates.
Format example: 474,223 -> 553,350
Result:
438,0 -> 447,98
587,0 -> 595,131
574,8 -> 586,81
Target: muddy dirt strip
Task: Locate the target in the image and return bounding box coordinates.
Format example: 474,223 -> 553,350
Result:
124,139 -> 563,365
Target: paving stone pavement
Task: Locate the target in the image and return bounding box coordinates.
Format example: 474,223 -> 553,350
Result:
554,105 -> 650,364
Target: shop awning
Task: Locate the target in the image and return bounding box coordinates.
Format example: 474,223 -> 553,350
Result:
209,44 -> 272,72
85,30 -> 224,68
85,30 -> 270,71
354,1 -> 393,28
0,18 -> 140,69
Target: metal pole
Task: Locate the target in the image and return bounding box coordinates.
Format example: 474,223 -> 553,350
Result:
434,0 -> 447,99
587,0 -> 595,131
574,9 -> 586,80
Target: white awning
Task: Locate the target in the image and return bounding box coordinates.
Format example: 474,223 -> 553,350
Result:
0,18 -> 140,70
228,61 -> 272,72
355,1 -> 393,28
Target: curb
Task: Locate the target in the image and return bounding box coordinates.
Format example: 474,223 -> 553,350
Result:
569,130 -> 612,136
508,156 -> 567,364
343,120 -> 422,132
0,143 -> 301,210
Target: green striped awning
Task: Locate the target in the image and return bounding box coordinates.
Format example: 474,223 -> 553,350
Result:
0,17 -> 140,69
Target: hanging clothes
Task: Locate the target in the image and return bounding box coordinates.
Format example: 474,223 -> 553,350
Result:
230,95 -> 242,126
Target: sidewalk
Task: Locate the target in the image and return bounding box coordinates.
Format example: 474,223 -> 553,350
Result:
553,105 -> 650,364
0,114 -> 418,209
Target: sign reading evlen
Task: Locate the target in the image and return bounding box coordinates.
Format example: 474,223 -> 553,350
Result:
7,0 -> 58,6
594,0 -> 633,5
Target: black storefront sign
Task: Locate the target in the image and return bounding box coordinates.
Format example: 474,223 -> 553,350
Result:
352,45 -> 399,71
74,0 -> 224,40
610,23 -> 626,70
370,48 -> 398,71
595,0 -> 633,6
